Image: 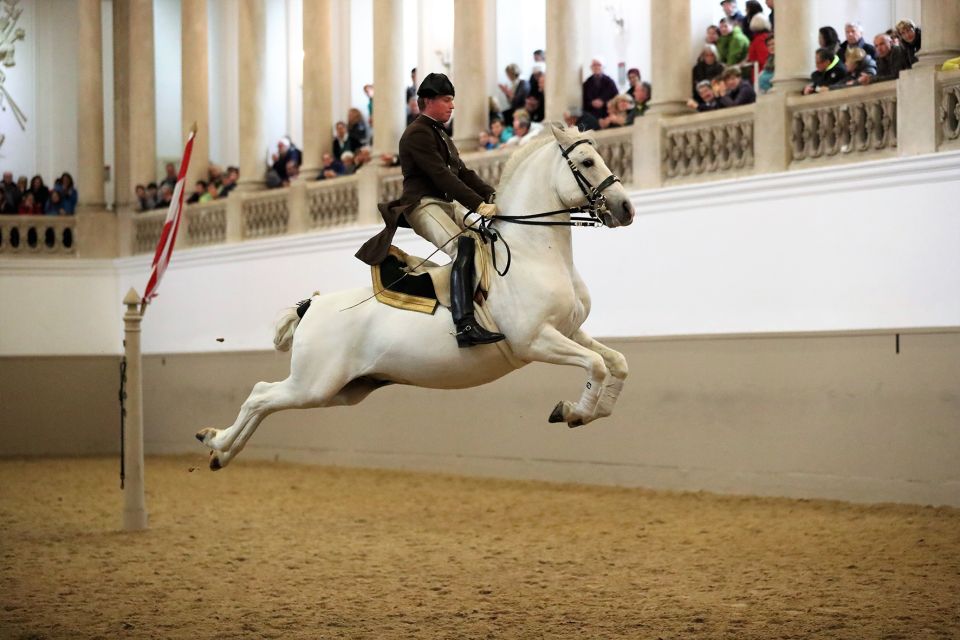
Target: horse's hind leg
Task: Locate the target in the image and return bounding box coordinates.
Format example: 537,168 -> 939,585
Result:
197,376 -> 323,470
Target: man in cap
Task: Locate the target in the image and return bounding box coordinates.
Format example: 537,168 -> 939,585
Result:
355,72 -> 505,348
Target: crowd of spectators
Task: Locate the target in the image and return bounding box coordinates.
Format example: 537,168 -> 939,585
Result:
682,0 -> 947,113
134,162 -> 239,212
1,171 -> 77,215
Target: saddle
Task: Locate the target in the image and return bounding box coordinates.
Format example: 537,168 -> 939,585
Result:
370,242 -> 491,315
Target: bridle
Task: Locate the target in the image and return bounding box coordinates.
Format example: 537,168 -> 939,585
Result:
475,138 -> 623,275
489,138 -> 622,229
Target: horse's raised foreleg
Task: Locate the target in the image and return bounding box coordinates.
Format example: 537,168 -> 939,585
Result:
515,326 -> 610,428
570,329 -> 628,421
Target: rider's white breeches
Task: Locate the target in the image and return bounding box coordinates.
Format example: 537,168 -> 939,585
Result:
406,198 -> 467,259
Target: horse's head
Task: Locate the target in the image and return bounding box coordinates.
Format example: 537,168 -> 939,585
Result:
550,125 -> 634,228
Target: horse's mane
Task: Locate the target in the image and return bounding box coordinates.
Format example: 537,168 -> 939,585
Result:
498,126 -> 592,188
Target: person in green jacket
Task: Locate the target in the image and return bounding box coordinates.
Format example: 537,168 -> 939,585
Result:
717,17 -> 750,65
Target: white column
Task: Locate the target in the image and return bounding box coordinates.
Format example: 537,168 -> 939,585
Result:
453,0 -> 491,150
545,0 -> 583,123
647,0 -> 690,115
181,0 -> 210,187
237,0 -> 266,190
122,289 -> 148,531
773,0 -> 817,93
372,0 -> 406,156
915,0 -> 960,68
303,0 -> 334,175
113,0 -> 157,209
77,0 -> 105,210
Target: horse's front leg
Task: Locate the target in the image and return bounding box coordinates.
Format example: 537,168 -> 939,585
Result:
570,329 -> 628,421
515,326 -> 609,428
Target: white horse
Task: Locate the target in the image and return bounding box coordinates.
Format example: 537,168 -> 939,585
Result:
197,125 -> 635,469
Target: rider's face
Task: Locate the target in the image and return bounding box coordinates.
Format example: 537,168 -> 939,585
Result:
425,95 -> 455,123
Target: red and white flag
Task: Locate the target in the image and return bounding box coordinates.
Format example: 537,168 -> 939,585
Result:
142,125 -> 196,304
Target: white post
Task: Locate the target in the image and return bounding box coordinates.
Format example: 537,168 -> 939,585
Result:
545,0 -> 583,123
122,288 -> 148,531
372,0 -> 406,156
452,0 -> 491,151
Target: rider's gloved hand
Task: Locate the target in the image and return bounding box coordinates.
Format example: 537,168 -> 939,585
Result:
476,203 -> 498,218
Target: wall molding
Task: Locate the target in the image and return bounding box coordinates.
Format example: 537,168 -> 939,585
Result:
631,149 -> 960,215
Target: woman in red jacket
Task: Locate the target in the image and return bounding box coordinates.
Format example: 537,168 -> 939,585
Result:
747,14 -> 772,70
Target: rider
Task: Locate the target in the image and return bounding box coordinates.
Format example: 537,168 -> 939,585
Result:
355,73 -> 505,348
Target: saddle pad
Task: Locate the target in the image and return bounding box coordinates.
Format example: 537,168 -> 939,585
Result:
371,246 -> 440,314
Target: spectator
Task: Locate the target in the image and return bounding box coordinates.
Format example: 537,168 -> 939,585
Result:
478,130 -> 496,151
44,189 -> 66,215
742,0 -> 764,40
718,18 -> 750,65
625,68 -> 643,102
186,180 -> 206,204
219,166 -> 239,197
160,162 -> 178,190
530,66 -> 545,103
819,26 -> 841,56
29,175 -> 49,211
145,183 -> 159,209
759,34 -> 776,93
267,136 -> 302,188
406,67 -> 417,103
720,0 -> 746,30
208,164 -> 223,185
318,152 -> 345,179
333,121 -> 355,160
55,172 -> 78,214
504,117 -> 538,147
839,22 -> 877,61
943,56 -> 960,71
155,183 -> 173,210
632,81 -> 652,117
600,94 -> 636,129
355,146 -> 373,169
524,94 -> 544,123
582,58 -> 619,119
533,49 -> 546,64
803,47 -> 848,95
340,151 -> 357,175
2,171 -> 20,211
490,117 -> 514,146
747,14 -> 772,70
766,0 -> 774,30
687,81 -> 723,112
201,181 -> 219,203
347,108 -> 369,148
833,46 -> 876,88
717,66 -> 756,106
283,159 -> 300,186
18,192 -> 41,214
499,63 -> 530,124
363,84 -> 374,119
896,19 -> 921,64
406,96 -> 420,125
16,175 -> 27,196
706,24 -> 720,46
693,45 -> 725,99
563,107 -> 600,132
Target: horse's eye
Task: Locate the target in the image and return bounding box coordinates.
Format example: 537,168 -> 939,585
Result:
582,159 -> 594,168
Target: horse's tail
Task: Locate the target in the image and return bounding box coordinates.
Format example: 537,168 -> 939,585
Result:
273,296 -> 314,352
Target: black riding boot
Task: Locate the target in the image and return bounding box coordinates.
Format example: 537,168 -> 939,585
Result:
451,235 -> 505,348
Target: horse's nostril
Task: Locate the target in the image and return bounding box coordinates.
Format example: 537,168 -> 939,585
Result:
623,201 -> 634,216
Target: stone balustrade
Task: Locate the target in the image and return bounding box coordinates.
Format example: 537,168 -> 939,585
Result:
787,83 -> 898,167
939,72 -> 960,152
661,105 -> 756,184
0,215 -> 76,256
6,75 -> 959,260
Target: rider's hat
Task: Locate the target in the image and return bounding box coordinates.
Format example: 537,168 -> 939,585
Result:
417,73 -> 456,98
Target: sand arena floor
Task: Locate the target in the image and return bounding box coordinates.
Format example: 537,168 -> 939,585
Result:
0,456 -> 958,639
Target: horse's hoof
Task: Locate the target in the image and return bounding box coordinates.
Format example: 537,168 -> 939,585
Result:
196,428 -> 216,446
548,401 -> 565,423
568,419 -> 584,429
195,432 -> 205,443
209,454 -> 222,471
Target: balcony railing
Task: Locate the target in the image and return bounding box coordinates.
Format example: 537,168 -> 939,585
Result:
0,215 -> 76,256
788,82 -> 897,167
6,71 -> 958,260
662,104 -> 755,184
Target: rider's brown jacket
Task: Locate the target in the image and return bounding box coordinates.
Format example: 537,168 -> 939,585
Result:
355,114 -> 495,265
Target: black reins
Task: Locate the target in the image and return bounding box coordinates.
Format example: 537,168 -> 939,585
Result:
475,138 -> 622,276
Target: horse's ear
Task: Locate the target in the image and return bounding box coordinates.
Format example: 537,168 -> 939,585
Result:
550,123 -> 574,147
